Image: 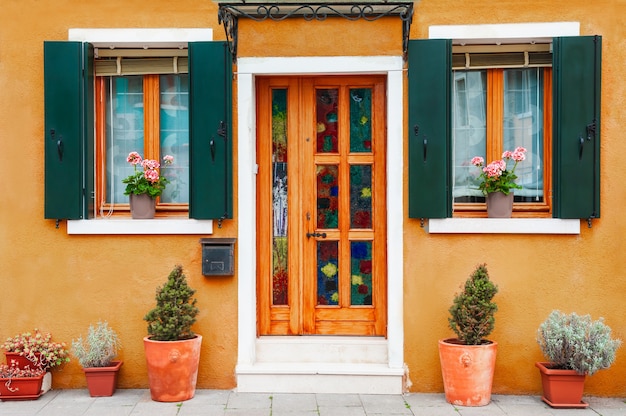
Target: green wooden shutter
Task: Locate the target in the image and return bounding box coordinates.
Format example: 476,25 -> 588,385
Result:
189,41 -> 233,221
407,39 -> 452,219
44,41 -> 94,220
553,36 -> 601,220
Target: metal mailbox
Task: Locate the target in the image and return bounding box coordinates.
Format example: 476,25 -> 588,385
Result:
199,238 -> 236,276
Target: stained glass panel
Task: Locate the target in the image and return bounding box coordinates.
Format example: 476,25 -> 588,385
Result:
317,165 -> 339,229
351,241 -> 372,305
317,240 -> 339,306
316,89 -> 339,153
350,165 -> 372,229
349,88 -> 372,153
272,89 -> 288,305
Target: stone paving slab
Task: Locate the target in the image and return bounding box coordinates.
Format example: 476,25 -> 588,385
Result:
1,390 -> 625,416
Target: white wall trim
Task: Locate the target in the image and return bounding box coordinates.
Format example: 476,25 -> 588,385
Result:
237,56 -> 404,371
67,219 -> 213,235
429,21 -> 580,43
427,219 -> 580,235
68,28 -> 213,48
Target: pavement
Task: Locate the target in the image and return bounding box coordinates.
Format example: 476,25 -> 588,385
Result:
1,390 -> 626,416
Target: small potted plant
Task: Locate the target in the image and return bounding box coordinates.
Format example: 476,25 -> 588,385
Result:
0,363 -> 47,400
2,328 -> 70,395
439,263 -> 498,406
122,151 -> 174,219
143,265 -> 201,402
470,147 -> 527,217
536,310 -> 621,408
71,321 -> 123,397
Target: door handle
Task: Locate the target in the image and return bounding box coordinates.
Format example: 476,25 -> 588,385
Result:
306,232 -> 327,239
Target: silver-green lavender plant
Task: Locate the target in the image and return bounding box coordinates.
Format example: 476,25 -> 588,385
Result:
71,321 -> 121,368
537,310 -> 621,375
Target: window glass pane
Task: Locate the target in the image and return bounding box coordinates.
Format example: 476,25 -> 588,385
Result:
105,76 -> 144,204
349,88 -> 372,152
316,89 -> 339,153
351,241 -> 372,306
503,69 -> 544,202
272,89 -> 288,305
350,165 -> 372,229
452,71 -> 487,202
160,74 -> 189,204
317,240 -> 339,306
317,165 -> 339,229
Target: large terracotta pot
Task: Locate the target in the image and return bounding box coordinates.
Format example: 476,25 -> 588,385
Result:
438,338 -> 497,406
535,362 -> 589,408
486,192 -> 513,218
143,335 -> 202,402
83,360 -> 123,397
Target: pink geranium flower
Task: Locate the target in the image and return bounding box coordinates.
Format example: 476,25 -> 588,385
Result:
470,147 -> 527,195
122,152 -> 174,198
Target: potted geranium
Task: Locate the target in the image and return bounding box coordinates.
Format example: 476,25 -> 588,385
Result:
470,147 -> 527,218
536,310 -> 621,408
439,264 -> 498,406
122,151 -> 174,219
143,265 -> 201,402
0,363 -> 46,400
71,321 -> 123,397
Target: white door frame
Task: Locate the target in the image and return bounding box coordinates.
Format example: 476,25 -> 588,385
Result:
236,56 -> 404,375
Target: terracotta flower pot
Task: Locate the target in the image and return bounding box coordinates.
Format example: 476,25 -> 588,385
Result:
143,335 -> 202,402
83,360 -> 123,397
438,338 -> 497,406
0,373 -> 44,400
535,362 -> 588,408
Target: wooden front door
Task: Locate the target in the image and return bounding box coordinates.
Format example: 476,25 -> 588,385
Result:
257,76 -> 387,336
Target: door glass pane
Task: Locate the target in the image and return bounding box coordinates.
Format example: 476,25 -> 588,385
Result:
349,88 -> 372,152
350,165 -> 372,229
452,70 -> 487,202
272,89 -> 289,305
104,76 -> 144,204
351,241 -> 372,305
317,240 -> 339,305
503,68 -> 544,202
317,165 -> 339,229
159,74 -> 189,204
316,89 -> 339,153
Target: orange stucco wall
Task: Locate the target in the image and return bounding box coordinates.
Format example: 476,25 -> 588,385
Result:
1,0 -> 625,396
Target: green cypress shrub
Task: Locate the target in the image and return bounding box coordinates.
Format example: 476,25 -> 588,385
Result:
448,263 -> 498,345
144,265 -> 199,341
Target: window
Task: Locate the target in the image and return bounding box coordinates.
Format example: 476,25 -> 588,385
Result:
96,73 -> 190,216
452,67 -> 551,216
407,36 -> 601,222
44,41 -> 233,223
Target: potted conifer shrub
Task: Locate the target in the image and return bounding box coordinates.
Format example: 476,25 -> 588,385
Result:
439,263 -> 498,406
143,265 -> 201,402
71,321 -> 122,397
536,310 -> 621,408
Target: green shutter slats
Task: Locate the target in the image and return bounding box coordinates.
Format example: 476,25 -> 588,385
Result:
553,36 -> 601,222
407,39 -> 452,219
189,41 -> 233,222
44,41 -> 93,221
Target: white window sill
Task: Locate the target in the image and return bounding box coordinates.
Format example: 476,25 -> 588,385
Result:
427,218 -> 580,234
67,219 -> 213,235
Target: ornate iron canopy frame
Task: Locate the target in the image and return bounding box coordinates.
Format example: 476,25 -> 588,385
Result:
217,2 -> 414,62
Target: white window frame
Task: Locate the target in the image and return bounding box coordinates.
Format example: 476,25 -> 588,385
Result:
65,28 -> 214,235
428,22 -> 581,235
